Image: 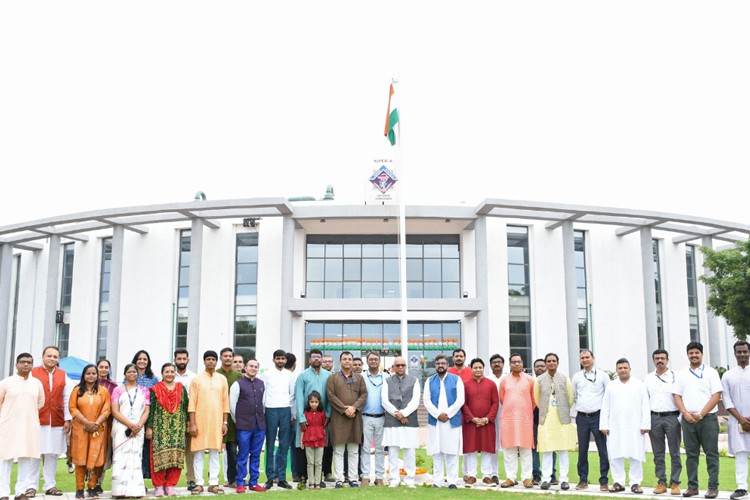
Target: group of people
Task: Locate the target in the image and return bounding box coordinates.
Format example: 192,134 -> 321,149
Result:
2,340 -> 750,500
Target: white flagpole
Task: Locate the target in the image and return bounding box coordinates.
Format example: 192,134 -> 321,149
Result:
393,78 -> 409,371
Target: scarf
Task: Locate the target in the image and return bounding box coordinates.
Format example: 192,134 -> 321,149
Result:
151,381 -> 183,413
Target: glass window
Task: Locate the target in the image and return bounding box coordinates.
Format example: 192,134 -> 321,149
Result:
686,246 -> 700,342
57,243 -> 75,357
575,231 -> 590,350
96,238 -> 113,359
653,240 -> 664,349
507,227 -> 531,368
234,233 -> 259,360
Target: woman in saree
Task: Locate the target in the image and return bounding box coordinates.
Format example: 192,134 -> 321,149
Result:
69,364 -> 111,500
110,364 -> 151,498
146,363 -> 189,497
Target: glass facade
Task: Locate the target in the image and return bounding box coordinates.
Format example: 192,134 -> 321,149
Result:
653,240 -> 664,349
305,235 -> 460,299
9,255 -> 21,376
95,238 -> 112,360
304,320 -> 460,383
234,233 -> 258,362
174,230 -> 191,350
507,226 -> 531,368
575,231 -> 590,350
686,245 -> 700,342
58,243 -> 75,357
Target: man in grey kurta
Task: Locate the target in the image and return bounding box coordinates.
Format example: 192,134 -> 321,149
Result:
326,351 -> 367,488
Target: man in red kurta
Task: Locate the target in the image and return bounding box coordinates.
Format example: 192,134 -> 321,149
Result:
462,358 -> 499,486
448,349 -> 473,384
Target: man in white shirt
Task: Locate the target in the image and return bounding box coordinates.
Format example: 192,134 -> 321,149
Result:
722,341 -> 750,500
571,349 -> 610,492
173,348 -> 198,491
261,349 -> 295,490
645,349 -> 682,496
673,341 -> 722,499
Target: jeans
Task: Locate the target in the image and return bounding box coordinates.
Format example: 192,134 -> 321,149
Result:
575,411 -> 610,484
264,407 -> 292,482
236,427 -> 266,487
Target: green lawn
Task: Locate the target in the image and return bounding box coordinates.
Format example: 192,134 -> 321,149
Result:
9,450 -> 741,494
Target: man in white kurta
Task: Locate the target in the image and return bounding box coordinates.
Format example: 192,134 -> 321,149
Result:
600,358 -> 650,493
381,358 -> 421,488
0,353 -> 45,499
722,341 -> 750,500
423,355 -> 465,488
487,354 -> 504,485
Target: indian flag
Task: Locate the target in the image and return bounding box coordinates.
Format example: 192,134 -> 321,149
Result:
384,83 -> 399,146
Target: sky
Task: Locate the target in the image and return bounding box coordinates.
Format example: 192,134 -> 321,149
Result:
1,1 -> 749,228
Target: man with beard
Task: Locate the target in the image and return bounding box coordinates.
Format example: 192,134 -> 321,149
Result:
295,349 -> 331,487
673,342 -> 722,499
461,358 -> 499,487
261,350 -> 294,490
722,341 -> 750,500
217,348 -> 243,489
320,354 -> 335,481
424,355 -> 464,489
487,354 -> 505,485
448,349 -> 473,383
173,348 -> 197,491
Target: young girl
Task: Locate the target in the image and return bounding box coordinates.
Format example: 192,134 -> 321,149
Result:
301,391 -> 327,489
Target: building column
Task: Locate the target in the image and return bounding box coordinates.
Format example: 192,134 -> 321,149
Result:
279,216 -> 294,352
106,226 -> 125,368
43,235 -> 61,348
640,227 -> 659,364
0,243 -> 14,377
562,222 -> 580,371
187,219 -> 203,371
701,236 -> 721,366
474,216 -> 489,360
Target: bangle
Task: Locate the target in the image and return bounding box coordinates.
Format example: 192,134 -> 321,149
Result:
223,421 -> 228,425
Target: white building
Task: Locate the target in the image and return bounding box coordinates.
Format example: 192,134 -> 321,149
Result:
1,196 -> 747,380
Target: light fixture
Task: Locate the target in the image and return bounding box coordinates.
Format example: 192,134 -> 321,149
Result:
445,219 -> 451,223
462,291 -> 469,298
320,219 -> 326,223
383,218 -> 389,222
300,292 -> 306,298
242,217 -> 261,228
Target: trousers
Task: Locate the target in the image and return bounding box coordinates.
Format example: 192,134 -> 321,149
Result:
610,457 -> 643,486
575,412 -> 610,484
236,428 -> 266,487
503,447 -> 533,481
334,443 -> 359,483
542,450 -> 569,482
682,413 -> 720,490
649,412 -> 682,485
432,453 -> 459,486
305,447 -> 324,485
193,449 -> 220,486
0,458 -> 35,497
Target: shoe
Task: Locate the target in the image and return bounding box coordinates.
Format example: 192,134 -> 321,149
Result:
277,481 -> 292,490
683,488 -> 700,497
672,483 -> 682,496
632,484 -> 644,494
154,487 -> 165,497
654,484 -> 668,495
540,482 -> 550,490
348,481 -> 359,488
576,482 -> 589,490
187,481 -> 197,492
318,482 -> 326,489
561,482 -> 570,490
68,463 -> 75,474
165,487 -> 178,496
485,477 -> 497,486
374,479 -> 384,487
235,486 -> 245,494
324,474 -> 335,482
92,487 -> 103,496
601,483 -> 610,492
610,483 -> 625,493
335,482 -> 343,489
448,484 -> 457,489
86,488 -> 99,499
248,484 -> 266,493
361,479 -> 369,487
263,481 -> 274,490
500,479 -> 516,488
75,491 -> 84,500
705,489 -> 719,499
492,476 -> 500,485
731,490 -> 748,500
523,479 -> 534,488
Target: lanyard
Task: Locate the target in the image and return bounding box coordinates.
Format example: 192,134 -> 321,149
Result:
583,370 -> 596,383
689,365 -> 704,379
656,370 -> 675,384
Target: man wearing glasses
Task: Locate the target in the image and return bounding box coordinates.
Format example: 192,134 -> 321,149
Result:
571,349 -> 610,492
382,357 -> 421,488
644,349 -> 682,495
294,349 -> 331,487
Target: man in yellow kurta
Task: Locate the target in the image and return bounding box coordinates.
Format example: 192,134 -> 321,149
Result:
189,351 -> 230,494
533,353 -> 576,491
0,353 -> 45,500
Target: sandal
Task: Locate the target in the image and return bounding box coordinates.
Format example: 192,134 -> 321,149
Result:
609,483 -> 625,493
45,488 -> 63,497
631,484 -> 643,494
25,490 -> 36,498
191,485 -> 204,495
207,485 -> 224,495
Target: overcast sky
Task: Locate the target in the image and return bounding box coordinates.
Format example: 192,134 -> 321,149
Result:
1,1 -> 748,227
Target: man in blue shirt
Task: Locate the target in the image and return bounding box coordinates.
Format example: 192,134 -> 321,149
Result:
360,352 -> 386,486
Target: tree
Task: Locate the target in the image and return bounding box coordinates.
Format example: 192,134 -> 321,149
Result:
700,240 -> 750,340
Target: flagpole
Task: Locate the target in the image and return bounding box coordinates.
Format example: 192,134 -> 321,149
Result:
394,79 -> 408,372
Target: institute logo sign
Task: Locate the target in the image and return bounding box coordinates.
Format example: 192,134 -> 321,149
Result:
370,165 -> 398,194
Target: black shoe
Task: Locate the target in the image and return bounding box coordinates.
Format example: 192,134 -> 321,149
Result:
348,481 -> 359,488
75,491 -> 84,500
263,481 -> 274,490
540,482 -> 550,490
561,482 -> 569,490
86,488 -> 98,498
187,481 -> 197,492
731,490 -> 748,500
335,482 -> 343,489
277,481 -> 292,490
448,484 -> 458,489
93,486 -> 103,496
319,482 -> 326,489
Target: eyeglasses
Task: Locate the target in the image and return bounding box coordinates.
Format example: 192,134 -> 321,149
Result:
435,361 -> 448,365
393,363 -> 406,368
310,355 -> 322,359
17,360 -> 33,364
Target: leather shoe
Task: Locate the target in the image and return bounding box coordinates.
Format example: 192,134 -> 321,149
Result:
484,477 -> 496,485
263,482 -> 274,490
600,483 -> 610,492
671,483 -> 682,496
561,482 -> 570,490
500,479 -> 516,488
705,489 -> 718,499
683,488 -> 700,497
654,484 -> 668,495
277,481 -> 292,490
575,482 -> 588,491
540,482 -> 550,490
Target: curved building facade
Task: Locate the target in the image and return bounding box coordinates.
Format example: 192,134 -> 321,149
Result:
0,197 -> 747,380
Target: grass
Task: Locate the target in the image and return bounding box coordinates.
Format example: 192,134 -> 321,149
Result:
8,450 -> 741,494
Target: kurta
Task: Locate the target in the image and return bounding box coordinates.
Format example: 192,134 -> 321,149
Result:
423,374 -> 464,455
294,367 -> 331,447
188,371 -> 229,451
462,377 -> 499,453
722,365 -> 750,454
499,372 -> 535,449
599,378 -> 650,461
325,370 -> 367,445
147,383 -> 189,471
34,367 -> 72,455
381,375 -> 421,449
533,377 -> 576,452
69,386 -> 111,469
0,374 -> 45,460
216,367 -> 242,443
